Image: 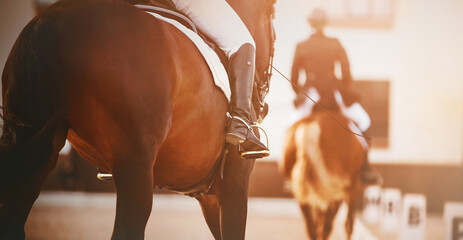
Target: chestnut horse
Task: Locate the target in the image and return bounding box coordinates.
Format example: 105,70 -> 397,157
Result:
0,0 -> 275,239
282,105 -> 365,239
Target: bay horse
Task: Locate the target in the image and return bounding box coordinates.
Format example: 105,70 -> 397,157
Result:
281,90 -> 366,240
0,0 -> 276,239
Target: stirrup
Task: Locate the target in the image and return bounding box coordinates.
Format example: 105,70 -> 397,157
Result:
97,171 -> 113,181
240,148 -> 270,159
239,123 -> 270,159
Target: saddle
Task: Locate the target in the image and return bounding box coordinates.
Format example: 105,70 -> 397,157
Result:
294,79 -> 360,110
136,0 -> 229,67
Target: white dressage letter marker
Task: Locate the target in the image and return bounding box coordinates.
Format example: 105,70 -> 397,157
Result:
444,202 -> 463,240
380,188 -> 402,234
399,194 -> 426,240
363,185 -> 382,225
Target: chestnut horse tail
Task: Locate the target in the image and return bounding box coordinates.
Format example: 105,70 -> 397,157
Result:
281,120 -> 300,178
0,15 -> 67,200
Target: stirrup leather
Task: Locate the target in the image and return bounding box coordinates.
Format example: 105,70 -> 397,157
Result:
226,112 -> 253,131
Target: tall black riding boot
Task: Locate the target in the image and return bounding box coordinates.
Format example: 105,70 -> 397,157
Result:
225,43 -> 268,156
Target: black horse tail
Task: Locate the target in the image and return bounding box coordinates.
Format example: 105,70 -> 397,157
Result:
0,15 -> 67,201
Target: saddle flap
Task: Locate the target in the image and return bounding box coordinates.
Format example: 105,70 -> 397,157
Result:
135,2 -> 229,66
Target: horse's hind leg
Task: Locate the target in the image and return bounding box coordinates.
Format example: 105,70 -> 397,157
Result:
300,204 -> 317,240
0,123 -> 68,239
322,201 -> 342,240
216,148 -> 254,240
345,197 -> 357,240
197,194 -> 222,240
111,141 -> 158,240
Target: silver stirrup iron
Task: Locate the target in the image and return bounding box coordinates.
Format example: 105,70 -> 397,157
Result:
97,172 -> 113,181
240,123 -> 270,159
226,112 -> 270,158
243,122 -> 270,158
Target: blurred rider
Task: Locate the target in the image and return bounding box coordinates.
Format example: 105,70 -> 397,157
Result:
172,0 -> 268,154
291,8 -> 382,184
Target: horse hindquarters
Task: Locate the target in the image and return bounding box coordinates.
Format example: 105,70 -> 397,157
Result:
284,114 -> 362,240
0,16 -> 68,239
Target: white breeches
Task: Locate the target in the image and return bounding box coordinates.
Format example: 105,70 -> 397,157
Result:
293,88 -> 320,120
171,0 -> 255,58
333,90 -> 371,132
293,88 -> 371,132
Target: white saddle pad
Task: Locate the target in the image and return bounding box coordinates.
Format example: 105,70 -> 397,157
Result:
136,5 -> 231,102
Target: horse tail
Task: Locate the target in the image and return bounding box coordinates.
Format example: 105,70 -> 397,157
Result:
281,122 -> 299,178
288,120 -> 319,204
0,15 -> 67,200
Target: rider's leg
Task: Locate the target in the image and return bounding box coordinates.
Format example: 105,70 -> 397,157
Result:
172,0 -> 254,57
361,153 -> 383,185
334,90 -> 371,132
334,90 -> 382,185
171,0 -> 267,152
347,106 -> 381,185
344,102 -> 371,132
226,43 -> 267,151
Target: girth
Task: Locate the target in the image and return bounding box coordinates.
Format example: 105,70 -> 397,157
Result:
166,144 -> 230,197
97,145 -> 231,198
